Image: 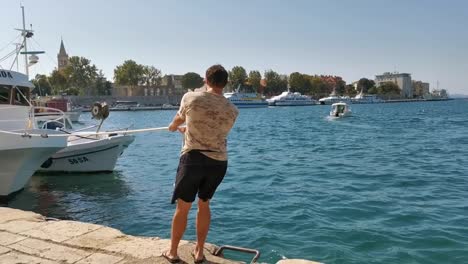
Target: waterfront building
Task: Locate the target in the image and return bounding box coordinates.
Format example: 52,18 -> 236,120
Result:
112,74 -> 184,97
431,89 -> 448,98
412,81 -> 430,98
159,74 -> 184,95
375,72 -> 413,98
57,39 -> 69,71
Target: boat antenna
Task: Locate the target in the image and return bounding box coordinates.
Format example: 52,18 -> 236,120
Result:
16,5 -> 44,77
21,5 -> 28,78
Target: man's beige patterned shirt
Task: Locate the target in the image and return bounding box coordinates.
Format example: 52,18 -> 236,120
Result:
178,91 -> 238,161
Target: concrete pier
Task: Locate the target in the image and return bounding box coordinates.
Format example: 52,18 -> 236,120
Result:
0,207 -> 321,264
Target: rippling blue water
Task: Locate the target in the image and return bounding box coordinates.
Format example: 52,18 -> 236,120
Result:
8,100 -> 468,264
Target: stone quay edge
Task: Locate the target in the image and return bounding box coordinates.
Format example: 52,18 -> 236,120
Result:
0,207 -> 322,264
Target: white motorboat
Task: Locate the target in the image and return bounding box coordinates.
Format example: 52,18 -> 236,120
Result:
351,91 -> 384,104
38,131 -> 134,172
35,103 -> 135,173
224,92 -> 268,108
110,100 -> 140,111
330,102 -> 352,118
267,91 -> 316,106
162,103 -> 179,110
0,70 -> 67,198
319,91 -> 351,105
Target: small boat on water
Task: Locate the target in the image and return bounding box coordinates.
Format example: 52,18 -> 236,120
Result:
0,70 -> 67,197
267,91 -> 317,106
330,102 -> 352,118
224,92 -> 268,108
110,100 -> 140,111
351,91 -> 384,104
319,91 -> 351,105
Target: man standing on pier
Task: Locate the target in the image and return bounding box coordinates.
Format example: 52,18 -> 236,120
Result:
165,64 -> 238,263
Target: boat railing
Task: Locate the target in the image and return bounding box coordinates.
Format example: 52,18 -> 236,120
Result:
30,106 -> 69,130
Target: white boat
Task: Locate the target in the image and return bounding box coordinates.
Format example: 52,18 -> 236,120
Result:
35,103 -> 135,173
224,92 -> 268,108
38,132 -> 134,172
319,91 -> 351,105
0,70 -> 67,197
267,91 -> 316,106
351,91 -> 384,104
110,100 -> 140,111
330,102 -> 352,118
162,103 -> 179,110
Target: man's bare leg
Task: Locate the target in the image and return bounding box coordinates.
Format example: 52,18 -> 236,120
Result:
195,199 -> 210,260
168,199 -> 192,259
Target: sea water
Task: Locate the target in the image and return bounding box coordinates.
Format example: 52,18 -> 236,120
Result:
8,100 -> 468,264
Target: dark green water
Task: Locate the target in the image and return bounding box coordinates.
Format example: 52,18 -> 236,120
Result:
8,100 -> 468,263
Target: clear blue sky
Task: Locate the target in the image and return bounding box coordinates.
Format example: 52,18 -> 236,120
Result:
1,0 -> 467,94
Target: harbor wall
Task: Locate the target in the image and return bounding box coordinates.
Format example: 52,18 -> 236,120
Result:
67,95 -> 184,107
0,207 -> 322,264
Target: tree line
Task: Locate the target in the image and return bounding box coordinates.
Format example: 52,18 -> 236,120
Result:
31,58 -> 401,98
225,66 -> 401,98
32,56 -> 112,96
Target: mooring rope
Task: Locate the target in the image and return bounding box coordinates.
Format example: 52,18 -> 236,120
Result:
0,126 -> 175,138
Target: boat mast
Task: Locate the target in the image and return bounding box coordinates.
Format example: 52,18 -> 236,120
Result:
21,5 -> 29,78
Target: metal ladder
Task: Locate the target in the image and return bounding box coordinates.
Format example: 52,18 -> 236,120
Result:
214,245 -> 261,264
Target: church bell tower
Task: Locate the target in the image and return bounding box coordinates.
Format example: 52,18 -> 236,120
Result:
57,38 -> 69,71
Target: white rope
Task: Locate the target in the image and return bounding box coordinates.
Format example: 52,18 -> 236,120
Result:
0,126 -> 176,138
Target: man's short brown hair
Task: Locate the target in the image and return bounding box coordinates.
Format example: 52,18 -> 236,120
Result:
205,64 -> 228,89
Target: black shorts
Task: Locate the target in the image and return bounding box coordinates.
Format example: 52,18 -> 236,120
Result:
171,150 -> 227,204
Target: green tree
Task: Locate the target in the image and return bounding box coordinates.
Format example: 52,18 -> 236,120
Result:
308,76 -> 327,98
31,74 -> 52,95
181,72 -> 204,90
113,60 -> 145,86
63,56 -> 98,95
335,79 -> 346,95
48,69 -> 68,95
264,70 -> 286,95
378,82 -> 401,95
92,70 -> 112,95
345,84 -> 357,97
368,86 -> 378,94
289,72 -> 311,94
141,66 -> 162,87
229,66 -> 247,90
357,78 -> 375,93
248,71 -> 262,93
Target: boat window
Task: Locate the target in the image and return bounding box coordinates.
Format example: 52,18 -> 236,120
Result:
0,86 -> 11,104
13,86 -> 30,106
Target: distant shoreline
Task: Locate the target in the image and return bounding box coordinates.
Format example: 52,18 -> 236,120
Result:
383,98 -> 453,103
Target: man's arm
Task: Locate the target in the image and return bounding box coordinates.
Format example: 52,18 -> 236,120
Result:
168,113 -> 185,132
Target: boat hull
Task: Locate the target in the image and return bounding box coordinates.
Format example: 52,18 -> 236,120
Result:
232,103 -> 268,108
330,111 -> 352,118
274,101 -> 316,106
319,99 -> 350,105
38,134 -> 135,172
0,130 -> 66,197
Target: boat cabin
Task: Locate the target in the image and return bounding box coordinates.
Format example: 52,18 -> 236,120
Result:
0,70 -> 35,130
0,70 -> 33,106
330,102 -> 351,118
